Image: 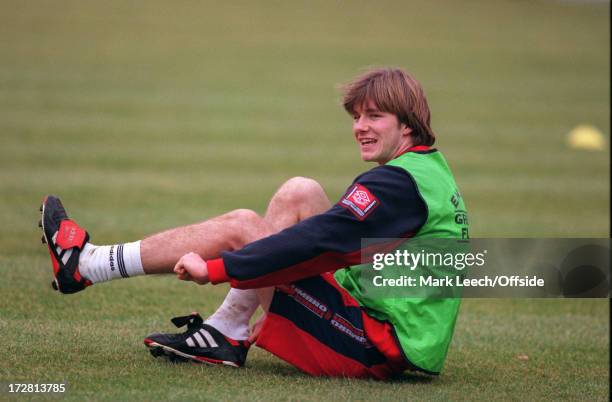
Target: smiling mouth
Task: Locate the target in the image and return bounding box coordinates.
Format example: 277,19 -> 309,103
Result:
360,139 -> 377,145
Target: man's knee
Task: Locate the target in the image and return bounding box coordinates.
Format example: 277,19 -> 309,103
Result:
276,176 -> 326,206
225,209 -> 270,246
229,208 -> 261,223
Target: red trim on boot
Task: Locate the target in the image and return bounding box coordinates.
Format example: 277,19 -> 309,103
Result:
56,220 -> 87,250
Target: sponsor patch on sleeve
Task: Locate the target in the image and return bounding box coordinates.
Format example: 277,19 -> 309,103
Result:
340,183 -> 379,220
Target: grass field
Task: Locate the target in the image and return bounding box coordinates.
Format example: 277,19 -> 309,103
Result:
1,0 -> 609,400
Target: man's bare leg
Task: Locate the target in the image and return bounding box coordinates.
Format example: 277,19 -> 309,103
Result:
254,177 -> 331,311
204,177 -> 331,340
140,209 -> 272,274
79,176 -> 330,289
78,208 -> 272,283
143,176 -> 330,272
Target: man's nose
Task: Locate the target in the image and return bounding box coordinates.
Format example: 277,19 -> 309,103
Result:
354,117 -> 369,132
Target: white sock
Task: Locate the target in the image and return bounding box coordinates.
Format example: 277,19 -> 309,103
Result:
205,288 -> 259,340
79,241 -> 144,283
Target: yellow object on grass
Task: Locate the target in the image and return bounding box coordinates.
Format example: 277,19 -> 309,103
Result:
567,125 -> 606,151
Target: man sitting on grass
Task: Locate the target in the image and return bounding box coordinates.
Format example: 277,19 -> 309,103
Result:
40,67 -> 468,379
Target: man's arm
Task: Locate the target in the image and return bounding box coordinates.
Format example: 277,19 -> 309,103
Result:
190,165 -> 428,288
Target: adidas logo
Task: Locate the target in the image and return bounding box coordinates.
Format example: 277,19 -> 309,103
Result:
185,328 -> 219,348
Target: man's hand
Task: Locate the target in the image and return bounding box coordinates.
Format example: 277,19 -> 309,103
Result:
173,252 -> 209,285
248,313 -> 267,344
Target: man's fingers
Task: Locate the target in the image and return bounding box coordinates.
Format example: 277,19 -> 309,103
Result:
174,258 -> 190,281
172,252 -> 208,285
177,271 -> 191,281
173,259 -> 185,274
248,314 -> 266,343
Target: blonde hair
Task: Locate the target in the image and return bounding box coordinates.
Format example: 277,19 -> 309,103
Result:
341,67 -> 435,146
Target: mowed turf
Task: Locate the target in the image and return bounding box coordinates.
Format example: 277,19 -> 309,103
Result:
0,1 -> 609,400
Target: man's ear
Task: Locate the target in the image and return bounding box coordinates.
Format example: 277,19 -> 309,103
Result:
401,124 -> 413,137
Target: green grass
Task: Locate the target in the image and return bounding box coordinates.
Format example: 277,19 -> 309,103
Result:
0,0 -> 609,400
1,259 -> 609,401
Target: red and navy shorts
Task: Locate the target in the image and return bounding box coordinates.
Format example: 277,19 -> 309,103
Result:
256,272 -> 410,379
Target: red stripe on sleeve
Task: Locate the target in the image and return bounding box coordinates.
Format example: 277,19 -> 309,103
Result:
207,258 -> 230,284
228,237 -> 409,289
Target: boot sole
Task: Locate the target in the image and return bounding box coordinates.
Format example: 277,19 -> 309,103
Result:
40,197 -> 60,292
143,339 -> 240,367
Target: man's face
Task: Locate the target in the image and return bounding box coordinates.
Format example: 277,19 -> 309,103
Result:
352,100 -> 412,165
